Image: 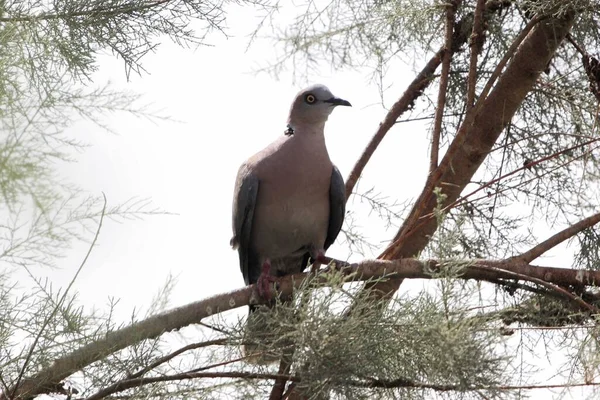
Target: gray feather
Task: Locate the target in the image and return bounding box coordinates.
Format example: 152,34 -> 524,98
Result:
231,165 -> 259,285
325,165 -> 345,250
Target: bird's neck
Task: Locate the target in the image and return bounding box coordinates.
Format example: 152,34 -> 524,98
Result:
286,119 -> 327,137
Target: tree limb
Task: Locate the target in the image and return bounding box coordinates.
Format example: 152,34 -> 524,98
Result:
466,0 -> 485,110
346,0 -> 506,201
343,0 -> 511,199
430,1 -> 459,173
512,212 -> 600,264
470,265 -> 599,313
6,254 -> 600,398
370,11 -> 575,300
344,49 -> 442,200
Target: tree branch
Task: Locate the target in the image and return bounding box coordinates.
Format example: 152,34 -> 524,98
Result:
368,11 -> 575,301
12,195 -> 106,399
350,377 -> 600,391
440,137 -> 600,216
78,369 -> 600,398
430,1 -> 459,173
6,253 -> 600,398
466,0 -> 485,110
344,49 -> 442,200
81,371 -> 300,399
269,348 -> 295,400
470,265 -> 599,313
514,212 -> 600,264
343,0 -> 511,199
127,338 -> 228,380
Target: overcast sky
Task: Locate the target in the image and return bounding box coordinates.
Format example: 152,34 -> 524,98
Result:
31,2 -> 589,398
54,4 -> 432,315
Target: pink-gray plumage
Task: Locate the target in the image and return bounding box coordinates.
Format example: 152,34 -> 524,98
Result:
230,84 -> 350,360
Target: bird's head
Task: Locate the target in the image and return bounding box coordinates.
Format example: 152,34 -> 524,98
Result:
287,84 -> 351,132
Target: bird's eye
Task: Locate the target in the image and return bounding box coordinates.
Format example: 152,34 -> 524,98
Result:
305,94 -> 316,104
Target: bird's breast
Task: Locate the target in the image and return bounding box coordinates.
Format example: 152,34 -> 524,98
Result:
251,177 -> 330,260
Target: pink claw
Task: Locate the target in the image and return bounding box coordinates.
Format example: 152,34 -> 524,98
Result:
310,249 -> 326,273
257,260 -> 277,301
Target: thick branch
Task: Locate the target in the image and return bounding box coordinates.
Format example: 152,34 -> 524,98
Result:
370,12 -> 575,298
7,254 -> 600,399
344,0 -> 511,200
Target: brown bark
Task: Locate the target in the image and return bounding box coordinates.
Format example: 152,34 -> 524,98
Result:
343,0 -> 511,200
368,12 -> 576,298
344,50 -> 442,200
6,254 -> 599,399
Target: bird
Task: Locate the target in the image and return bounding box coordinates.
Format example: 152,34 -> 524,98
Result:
230,84 -> 350,360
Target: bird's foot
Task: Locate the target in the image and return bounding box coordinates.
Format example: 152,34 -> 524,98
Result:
310,249 -> 326,273
257,260 -> 278,301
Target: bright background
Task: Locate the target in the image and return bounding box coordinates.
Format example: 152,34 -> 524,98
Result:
55,6 -> 431,313
31,3 -> 583,398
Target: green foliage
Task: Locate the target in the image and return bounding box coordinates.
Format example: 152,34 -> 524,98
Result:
222,271 -> 510,399
0,0 -> 263,398
1,0 -> 599,398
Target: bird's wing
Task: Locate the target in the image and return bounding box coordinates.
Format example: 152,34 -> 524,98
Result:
231,164 -> 259,285
324,165 -> 346,250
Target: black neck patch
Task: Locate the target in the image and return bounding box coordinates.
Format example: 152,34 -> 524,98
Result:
284,124 -> 295,136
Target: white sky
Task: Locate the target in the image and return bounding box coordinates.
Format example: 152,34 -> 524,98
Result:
29,2 -> 593,399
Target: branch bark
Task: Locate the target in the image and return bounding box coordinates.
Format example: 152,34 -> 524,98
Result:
6,254 -> 600,399
344,0 -> 510,200
430,1 -> 459,173
370,11 -> 575,297
512,212 -> 600,264
344,50 -> 442,200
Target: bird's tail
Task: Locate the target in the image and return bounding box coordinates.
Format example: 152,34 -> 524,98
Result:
242,304 -> 293,365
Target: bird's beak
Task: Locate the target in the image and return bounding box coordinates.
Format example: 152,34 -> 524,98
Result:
324,97 -> 352,107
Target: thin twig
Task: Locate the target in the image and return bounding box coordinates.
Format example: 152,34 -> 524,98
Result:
386,136 -> 600,256
345,49 -> 443,200
488,125 -> 511,236
471,265 -> 599,314
11,194 -> 107,399
515,212 -> 600,264
87,349 -> 246,400
430,0 -> 459,173
126,338 -> 228,380
474,15 -> 543,109
441,137 -> 600,215
456,141 -> 600,209
467,0 -> 486,110
189,355 -> 248,374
